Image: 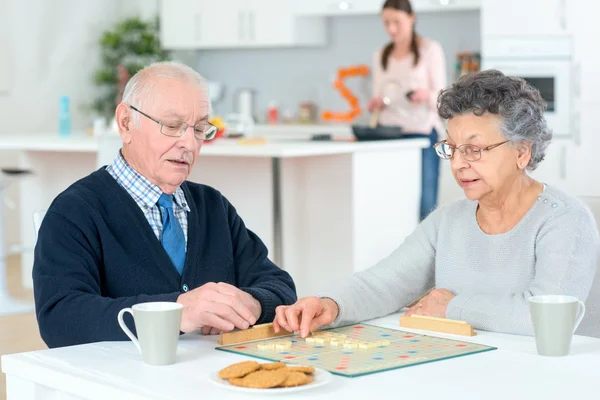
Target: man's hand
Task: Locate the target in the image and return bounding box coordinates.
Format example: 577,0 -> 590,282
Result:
176,282 -> 260,333
404,288 -> 455,318
273,297 -> 339,338
216,282 -> 262,322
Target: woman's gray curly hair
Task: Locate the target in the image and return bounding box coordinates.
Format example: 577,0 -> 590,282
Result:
437,69 -> 552,171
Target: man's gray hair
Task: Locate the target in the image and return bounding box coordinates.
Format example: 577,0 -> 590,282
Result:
437,69 -> 552,170
121,61 -> 210,126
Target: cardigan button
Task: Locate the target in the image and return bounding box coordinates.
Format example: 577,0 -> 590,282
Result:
182,284 -> 189,292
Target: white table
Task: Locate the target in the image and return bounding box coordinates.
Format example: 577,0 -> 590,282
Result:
0,134 -> 428,297
3,312 -> 599,399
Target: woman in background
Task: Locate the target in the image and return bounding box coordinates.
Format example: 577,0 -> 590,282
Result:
368,0 -> 447,220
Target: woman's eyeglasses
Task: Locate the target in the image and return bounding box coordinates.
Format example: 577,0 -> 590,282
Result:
433,140 -> 509,162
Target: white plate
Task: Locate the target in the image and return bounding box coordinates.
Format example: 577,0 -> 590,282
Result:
209,367 -> 333,394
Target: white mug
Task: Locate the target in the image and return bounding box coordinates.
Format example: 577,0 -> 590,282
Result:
118,302 -> 183,366
529,295 -> 585,357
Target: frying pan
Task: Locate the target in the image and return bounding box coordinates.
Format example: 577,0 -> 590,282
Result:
351,123 -> 404,141
351,98 -> 404,141
351,79 -> 414,141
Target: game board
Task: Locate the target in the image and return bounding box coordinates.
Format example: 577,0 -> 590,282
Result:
216,323 -> 497,377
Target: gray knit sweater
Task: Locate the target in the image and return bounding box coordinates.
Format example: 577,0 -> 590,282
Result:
320,185 -> 600,336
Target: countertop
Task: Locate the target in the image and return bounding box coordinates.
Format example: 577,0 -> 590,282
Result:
0,134 -> 429,158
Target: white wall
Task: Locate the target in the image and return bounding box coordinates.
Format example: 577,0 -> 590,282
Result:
0,0 -> 157,248
0,0 -> 158,135
195,11 -> 481,119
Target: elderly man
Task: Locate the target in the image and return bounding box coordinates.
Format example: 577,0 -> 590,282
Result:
33,61 -> 297,348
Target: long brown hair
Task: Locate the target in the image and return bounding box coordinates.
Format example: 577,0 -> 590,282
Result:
381,0 -> 420,70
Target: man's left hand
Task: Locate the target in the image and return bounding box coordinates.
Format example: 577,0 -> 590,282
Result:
200,282 -> 262,335
404,288 -> 455,318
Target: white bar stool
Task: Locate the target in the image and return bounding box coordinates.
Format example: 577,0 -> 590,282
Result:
0,168 -> 35,316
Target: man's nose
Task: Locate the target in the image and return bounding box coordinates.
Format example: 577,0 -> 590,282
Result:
178,125 -> 199,147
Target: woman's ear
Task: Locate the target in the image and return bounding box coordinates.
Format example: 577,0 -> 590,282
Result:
516,143 -> 532,169
115,103 -> 132,144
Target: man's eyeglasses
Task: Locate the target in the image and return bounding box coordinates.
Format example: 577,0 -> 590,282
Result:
433,140 -> 509,162
129,105 -> 218,141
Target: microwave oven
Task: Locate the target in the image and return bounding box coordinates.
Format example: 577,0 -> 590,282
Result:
482,37 -> 577,142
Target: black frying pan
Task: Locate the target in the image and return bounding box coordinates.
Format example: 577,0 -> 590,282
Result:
351,103 -> 405,141
351,124 -> 404,141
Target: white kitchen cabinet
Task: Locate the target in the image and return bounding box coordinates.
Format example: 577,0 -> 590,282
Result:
481,0 -> 570,36
293,0 -> 381,16
294,0 -> 480,16
0,7 -> 10,94
240,0 -> 326,47
159,0 -> 325,49
412,0 -> 481,12
159,0 -> 240,49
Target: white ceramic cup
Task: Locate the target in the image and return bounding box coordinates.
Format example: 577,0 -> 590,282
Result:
117,302 -> 183,366
529,295 -> 585,357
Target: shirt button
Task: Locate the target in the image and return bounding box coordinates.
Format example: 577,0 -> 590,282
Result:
182,203 -> 187,207
182,284 -> 189,292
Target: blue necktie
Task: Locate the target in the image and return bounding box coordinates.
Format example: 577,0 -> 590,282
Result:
157,193 -> 186,275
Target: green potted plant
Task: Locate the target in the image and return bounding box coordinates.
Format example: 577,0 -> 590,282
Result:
91,15 -> 170,128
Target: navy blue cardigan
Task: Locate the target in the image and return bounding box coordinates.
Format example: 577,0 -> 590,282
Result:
33,168 -> 297,348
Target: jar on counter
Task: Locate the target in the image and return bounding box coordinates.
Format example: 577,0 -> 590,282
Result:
298,101 -> 317,124
267,101 -> 279,124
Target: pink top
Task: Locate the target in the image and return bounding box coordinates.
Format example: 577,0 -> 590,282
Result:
372,38 -> 446,135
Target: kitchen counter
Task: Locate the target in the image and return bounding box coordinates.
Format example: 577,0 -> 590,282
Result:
3,133 -> 428,296
0,134 -> 424,157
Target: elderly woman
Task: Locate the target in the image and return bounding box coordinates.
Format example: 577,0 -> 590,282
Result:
273,69 -> 599,337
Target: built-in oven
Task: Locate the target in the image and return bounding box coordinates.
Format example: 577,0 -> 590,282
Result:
482,37 -> 576,141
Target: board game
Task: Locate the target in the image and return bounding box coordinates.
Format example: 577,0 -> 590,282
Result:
216,323 -> 497,377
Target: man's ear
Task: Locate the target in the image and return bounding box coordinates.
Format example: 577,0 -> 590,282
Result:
115,103 -> 132,144
516,143 -> 532,169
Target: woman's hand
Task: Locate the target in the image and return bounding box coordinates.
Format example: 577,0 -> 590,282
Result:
404,288 -> 455,318
407,89 -> 430,104
367,96 -> 384,112
273,297 -> 340,338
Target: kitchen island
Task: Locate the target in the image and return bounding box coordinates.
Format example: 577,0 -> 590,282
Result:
0,133 -> 428,296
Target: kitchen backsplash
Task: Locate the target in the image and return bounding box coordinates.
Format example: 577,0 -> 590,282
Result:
181,10 -> 480,123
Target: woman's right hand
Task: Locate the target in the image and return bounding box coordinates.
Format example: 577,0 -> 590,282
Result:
367,96 -> 384,112
273,297 -> 340,338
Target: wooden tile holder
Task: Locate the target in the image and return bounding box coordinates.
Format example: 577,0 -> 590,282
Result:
399,315 -> 477,336
217,323 -> 293,345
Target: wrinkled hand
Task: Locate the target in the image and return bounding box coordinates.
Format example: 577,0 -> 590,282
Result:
273,297 -> 339,338
404,289 -> 455,318
367,96 -> 385,112
199,283 -> 262,335
407,89 -> 430,104
176,282 -> 260,334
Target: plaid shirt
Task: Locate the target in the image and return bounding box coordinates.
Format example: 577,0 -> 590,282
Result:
106,152 -> 190,246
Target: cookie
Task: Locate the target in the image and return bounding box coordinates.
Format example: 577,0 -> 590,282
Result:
232,369 -> 288,388
228,377 -> 245,387
218,361 -> 260,379
260,362 -> 286,370
285,366 -> 315,374
279,371 -> 313,388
